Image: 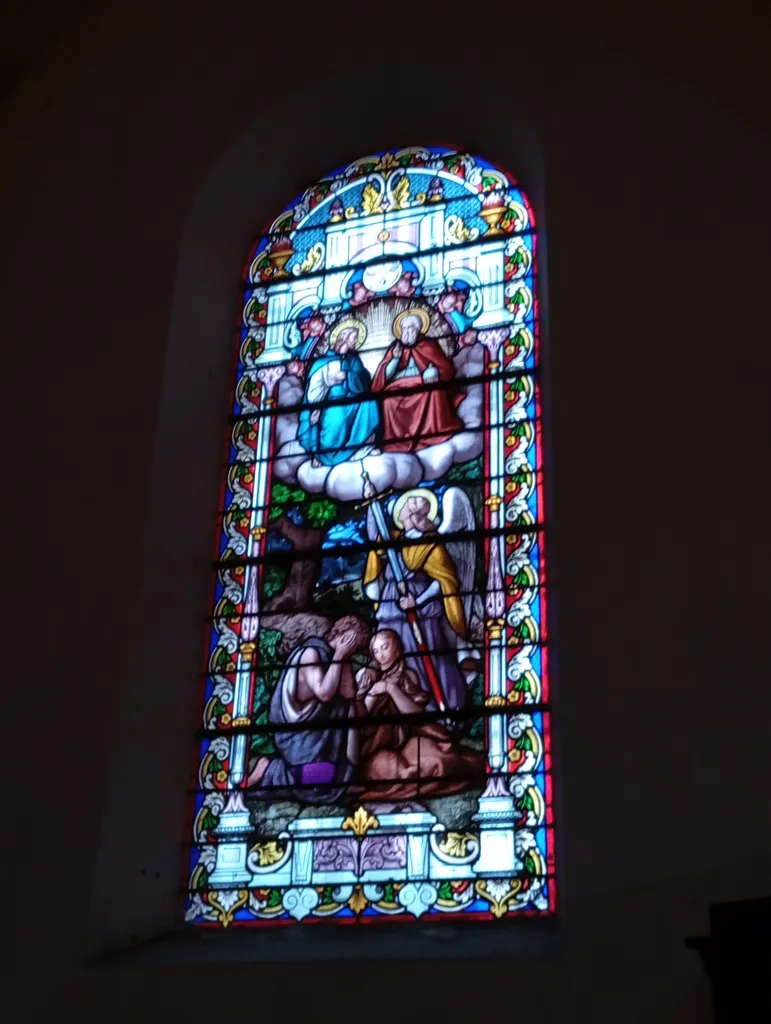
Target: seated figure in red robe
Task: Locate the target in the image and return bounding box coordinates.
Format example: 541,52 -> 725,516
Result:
372,308 -> 464,452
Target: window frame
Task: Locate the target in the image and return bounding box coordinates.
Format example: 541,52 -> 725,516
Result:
86,87 -> 562,961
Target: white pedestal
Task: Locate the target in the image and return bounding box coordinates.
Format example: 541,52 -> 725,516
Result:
208,795 -> 252,887
473,780 -> 523,875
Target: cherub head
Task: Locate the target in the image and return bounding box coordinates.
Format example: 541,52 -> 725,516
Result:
438,280 -> 470,315
300,310 -> 326,342
350,281 -> 375,307
390,271 -> 416,297
369,629 -> 403,670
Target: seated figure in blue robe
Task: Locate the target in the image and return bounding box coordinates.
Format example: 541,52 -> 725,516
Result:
297,318 -> 379,468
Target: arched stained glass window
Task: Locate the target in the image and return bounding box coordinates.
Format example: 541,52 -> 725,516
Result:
187,147 -> 553,930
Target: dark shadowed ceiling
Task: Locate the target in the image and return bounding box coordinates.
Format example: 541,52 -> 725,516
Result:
0,0 -> 97,100
1,1 -> 770,133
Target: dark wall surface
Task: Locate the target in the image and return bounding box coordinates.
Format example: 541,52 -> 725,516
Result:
4,3 -> 770,1021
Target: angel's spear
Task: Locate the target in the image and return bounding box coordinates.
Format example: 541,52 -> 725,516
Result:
358,471 -> 447,712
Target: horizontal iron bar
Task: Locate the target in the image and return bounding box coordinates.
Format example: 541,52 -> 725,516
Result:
184,776 -> 554,811
215,476 -> 544,520
187,766 -> 552,801
184,872 -> 556,898
224,425 -> 536,471
205,641 -> 546,678
213,522 -> 545,569
222,462 -> 541,494
230,363 -> 541,425
196,700 -> 550,740
239,273 -> 539,335
212,593 -> 541,620
242,225 -> 537,289
188,787 -> 551,815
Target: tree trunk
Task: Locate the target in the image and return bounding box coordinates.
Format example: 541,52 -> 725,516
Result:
263,514 -> 324,613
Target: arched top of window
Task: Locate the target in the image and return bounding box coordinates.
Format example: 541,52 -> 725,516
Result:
187,146 -> 552,935
248,147 -> 534,270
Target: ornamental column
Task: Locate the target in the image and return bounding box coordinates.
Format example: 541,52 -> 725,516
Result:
323,221 -> 352,307
484,493 -> 506,772
263,281 -> 293,362
473,326 -> 522,877
417,203 -> 446,289
228,364 -> 285,789
481,328 -> 508,775
209,364 -> 284,888
472,239 -> 507,327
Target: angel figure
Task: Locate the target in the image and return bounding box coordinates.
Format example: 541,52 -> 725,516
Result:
363,485 -> 483,714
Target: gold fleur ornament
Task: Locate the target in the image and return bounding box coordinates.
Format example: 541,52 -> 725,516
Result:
342,805 -> 379,837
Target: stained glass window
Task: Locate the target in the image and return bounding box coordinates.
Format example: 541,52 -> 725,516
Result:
186,147 -> 554,930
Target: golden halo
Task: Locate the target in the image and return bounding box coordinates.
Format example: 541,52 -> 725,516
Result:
329,317 -> 367,349
392,488 -> 439,530
393,307 -> 431,340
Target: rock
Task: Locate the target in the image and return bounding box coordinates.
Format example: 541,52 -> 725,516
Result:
249,800 -> 299,837
424,789 -> 482,831
262,612 -> 331,659
298,803 -> 348,819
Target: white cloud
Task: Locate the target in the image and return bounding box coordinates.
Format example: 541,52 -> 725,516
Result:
272,343 -> 485,501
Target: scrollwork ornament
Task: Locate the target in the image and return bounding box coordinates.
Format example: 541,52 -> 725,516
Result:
474,878 -> 522,918
398,882 -> 438,919
208,888 -> 248,927
283,887 -> 319,922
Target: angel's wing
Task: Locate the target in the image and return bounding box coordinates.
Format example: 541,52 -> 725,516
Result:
439,486 -> 484,628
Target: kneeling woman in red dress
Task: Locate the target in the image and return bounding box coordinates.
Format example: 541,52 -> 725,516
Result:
355,629 -> 484,801
372,308 -> 464,452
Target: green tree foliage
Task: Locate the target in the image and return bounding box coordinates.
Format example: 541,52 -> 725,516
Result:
258,628 -> 282,681
249,628 -> 283,757
269,482 -> 338,529
262,564 -> 286,600
446,455 -> 482,483
306,499 -> 336,527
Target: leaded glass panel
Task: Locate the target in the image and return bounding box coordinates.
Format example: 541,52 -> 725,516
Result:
186,147 -> 554,929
